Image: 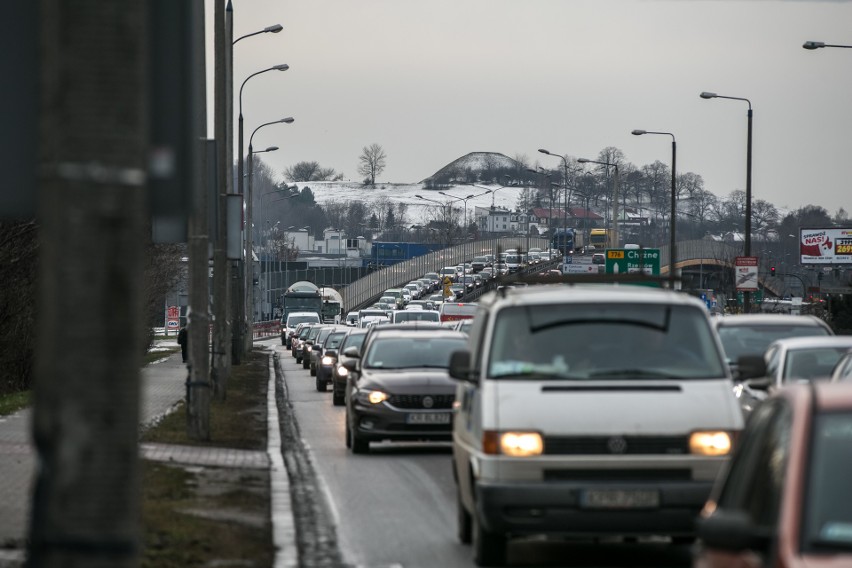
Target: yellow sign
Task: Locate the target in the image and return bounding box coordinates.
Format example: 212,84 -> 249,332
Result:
607,250 -> 625,259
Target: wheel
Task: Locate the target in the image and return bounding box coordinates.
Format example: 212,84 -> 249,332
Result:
473,513 -> 506,566
457,490 -> 472,544
332,387 -> 344,406
303,358 -> 309,369
345,417 -> 352,448
315,376 -> 327,392
349,421 -> 369,454
310,363 -> 316,377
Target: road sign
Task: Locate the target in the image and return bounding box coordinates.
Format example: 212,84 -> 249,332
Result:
564,264 -> 599,274
167,305 -> 179,319
734,256 -> 759,291
604,248 -> 660,275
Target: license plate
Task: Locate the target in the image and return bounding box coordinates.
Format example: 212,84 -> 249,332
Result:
406,412 -> 451,425
580,489 -> 660,509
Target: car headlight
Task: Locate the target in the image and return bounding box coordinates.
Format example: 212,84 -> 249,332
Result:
689,431 -> 733,456
322,356 -> 334,365
306,346 -> 312,352
482,431 -> 543,456
336,365 -> 349,377
356,390 -> 389,405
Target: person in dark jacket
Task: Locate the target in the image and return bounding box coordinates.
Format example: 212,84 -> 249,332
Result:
177,324 -> 188,363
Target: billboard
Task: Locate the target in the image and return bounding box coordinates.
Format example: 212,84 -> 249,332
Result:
800,228 -> 852,265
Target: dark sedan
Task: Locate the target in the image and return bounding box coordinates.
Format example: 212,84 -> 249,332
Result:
343,329 -> 468,454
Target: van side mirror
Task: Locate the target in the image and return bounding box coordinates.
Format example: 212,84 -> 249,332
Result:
449,350 -> 477,383
736,355 -> 767,382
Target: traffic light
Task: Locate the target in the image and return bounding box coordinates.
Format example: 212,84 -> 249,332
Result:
770,266 -> 776,276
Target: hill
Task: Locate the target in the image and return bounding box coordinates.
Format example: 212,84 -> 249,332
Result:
420,152 -> 524,186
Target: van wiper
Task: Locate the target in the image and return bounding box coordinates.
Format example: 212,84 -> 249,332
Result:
587,369 -> 678,379
492,371 -> 585,381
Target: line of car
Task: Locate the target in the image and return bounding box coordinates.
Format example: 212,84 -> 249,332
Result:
282,282 -> 852,567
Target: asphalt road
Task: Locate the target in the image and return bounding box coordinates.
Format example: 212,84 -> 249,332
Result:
275,343 -> 695,568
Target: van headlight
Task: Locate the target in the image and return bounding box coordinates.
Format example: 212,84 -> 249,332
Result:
689,431 -> 733,456
483,431 -> 544,456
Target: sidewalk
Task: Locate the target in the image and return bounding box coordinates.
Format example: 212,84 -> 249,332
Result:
0,340 -> 293,567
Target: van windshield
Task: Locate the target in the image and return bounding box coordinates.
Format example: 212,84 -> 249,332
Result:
288,314 -> 319,326
488,303 -> 726,380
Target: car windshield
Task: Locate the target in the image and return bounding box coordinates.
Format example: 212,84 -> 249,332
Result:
326,332 -> 347,349
394,311 -> 439,322
717,324 -> 830,363
802,411 -> 852,552
341,332 -> 367,352
488,303 -> 726,380
288,315 -> 319,326
298,327 -> 313,339
783,347 -> 851,382
365,336 -> 467,369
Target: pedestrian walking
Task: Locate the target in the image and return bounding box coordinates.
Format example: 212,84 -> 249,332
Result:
177,323 -> 188,363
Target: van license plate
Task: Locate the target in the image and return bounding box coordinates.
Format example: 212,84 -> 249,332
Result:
580,489 -> 660,509
406,413 -> 450,425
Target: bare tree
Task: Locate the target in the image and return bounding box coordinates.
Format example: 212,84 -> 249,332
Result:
284,160 -> 339,182
358,143 -> 387,186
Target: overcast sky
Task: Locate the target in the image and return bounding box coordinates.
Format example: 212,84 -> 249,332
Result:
210,0 -> 852,216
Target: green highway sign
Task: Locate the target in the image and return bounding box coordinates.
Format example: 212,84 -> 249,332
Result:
604,248 -> 661,276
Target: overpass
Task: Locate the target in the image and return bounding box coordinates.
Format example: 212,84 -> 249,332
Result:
338,237 -> 793,313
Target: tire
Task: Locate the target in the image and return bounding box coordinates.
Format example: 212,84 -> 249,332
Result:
332,387 -> 344,406
315,376 -> 327,392
345,417 -> 352,448
473,513 -> 506,566
295,356 -> 302,364
303,358 -> 309,369
310,363 -> 316,377
349,421 -> 369,454
457,490 -> 472,544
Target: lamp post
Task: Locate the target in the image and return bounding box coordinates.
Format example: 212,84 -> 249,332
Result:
803,40 -> 852,50
235,63 -> 288,351
632,130 -> 677,287
577,158 -> 620,249
259,188 -> 295,320
700,91 -> 753,313
246,117 -> 293,326
539,150 -> 580,256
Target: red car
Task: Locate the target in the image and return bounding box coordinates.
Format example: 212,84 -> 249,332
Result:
695,382 -> 852,568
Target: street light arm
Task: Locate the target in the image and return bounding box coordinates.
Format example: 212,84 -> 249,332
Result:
249,117 -> 294,149
239,65 -> 289,116
233,23 -> 284,45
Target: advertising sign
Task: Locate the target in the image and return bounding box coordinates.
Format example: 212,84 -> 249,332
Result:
800,227 -> 852,265
735,256 -> 759,291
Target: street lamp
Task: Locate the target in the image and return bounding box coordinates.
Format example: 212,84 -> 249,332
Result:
803,40 -> 852,50
539,149 -> 580,255
577,158 -> 620,249
632,129 -> 677,287
700,90 -> 753,312
246,117 -> 294,324
233,24 -> 283,45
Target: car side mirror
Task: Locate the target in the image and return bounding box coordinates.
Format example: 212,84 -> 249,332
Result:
343,346 -> 360,358
696,509 -> 772,553
342,359 -> 359,373
736,355 -> 767,381
449,350 -> 477,383
746,377 -> 772,390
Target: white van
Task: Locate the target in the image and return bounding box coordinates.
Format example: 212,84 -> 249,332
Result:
448,285 -> 744,566
282,311 -> 321,347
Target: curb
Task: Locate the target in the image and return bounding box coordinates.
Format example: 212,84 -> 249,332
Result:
267,352 -> 299,568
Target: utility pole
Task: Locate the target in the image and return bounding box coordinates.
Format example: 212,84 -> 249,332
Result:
212,0 -> 232,398
228,2 -> 242,365
187,0 -> 210,440
29,1 -> 148,565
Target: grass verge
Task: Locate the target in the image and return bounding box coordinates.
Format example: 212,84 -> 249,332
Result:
143,347 -> 180,367
140,348 -> 274,568
0,390 -> 30,417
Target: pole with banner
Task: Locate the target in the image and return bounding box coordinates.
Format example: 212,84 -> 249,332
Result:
735,256 -> 759,312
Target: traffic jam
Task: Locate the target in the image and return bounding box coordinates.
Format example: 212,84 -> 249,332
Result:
275,253 -> 852,568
